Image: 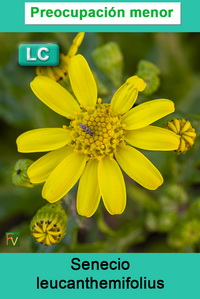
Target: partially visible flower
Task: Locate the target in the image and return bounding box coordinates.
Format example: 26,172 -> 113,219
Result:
166,119 -> 196,153
36,32 -> 85,82
12,159 -> 34,188
17,54 -> 180,217
30,202 -> 67,246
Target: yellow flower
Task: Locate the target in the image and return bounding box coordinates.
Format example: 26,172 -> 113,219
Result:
36,32 -> 85,82
17,55 -> 180,217
166,119 -> 196,153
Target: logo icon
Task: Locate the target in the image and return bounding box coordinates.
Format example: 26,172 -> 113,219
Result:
5,232 -> 20,247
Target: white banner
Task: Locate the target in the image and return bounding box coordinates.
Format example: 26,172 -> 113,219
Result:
25,2 -> 181,25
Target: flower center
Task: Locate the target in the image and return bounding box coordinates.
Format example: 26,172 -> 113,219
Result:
68,100 -> 125,159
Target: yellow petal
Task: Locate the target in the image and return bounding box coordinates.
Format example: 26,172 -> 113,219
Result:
48,234 -> 57,244
68,54 -> 97,108
28,146 -> 73,184
115,145 -> 163,190
36,236 -> 46,243
173,119 -> 181,132
34,226 -> 43,233
183,135 -> 194,146
48,231 -> 61,236
67,32 -> 85,57
42,153 -> 87,203
125,125 -> 180,151
45,236 -> 51,246
46,66 -> 56,80
167,121 -> 178,133
32,233 -> 44,238
30,76 -> 80,118
77,160 -> 101,217
42,222 -> 47,232
122,99 -> 175,130
179,138 -> 186,152
17,128 -> 71,153
110,76 -> 146,115
36,66 -> 42,76
98,157 -> 126,215
184,131 -> 196,138
180,120 -> 191,134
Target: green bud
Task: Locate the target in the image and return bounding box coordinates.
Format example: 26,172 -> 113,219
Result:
138,60 -> 160,76
30,202 -> 67,246
157,211 -> 177,232
159,196 -> 177,212
136,60 -> 160,96
145,213 -> 158,231
169,219 -> 200,248
92,42 -> 123,88
165,184 -> 188,204
181,219 -> 200,244
12,159 -> 34,188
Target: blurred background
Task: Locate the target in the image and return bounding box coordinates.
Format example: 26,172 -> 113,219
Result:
0,32 -> 200,253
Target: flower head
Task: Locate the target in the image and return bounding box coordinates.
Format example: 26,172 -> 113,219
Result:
166,119 -> 196,153
30,202 -> 67,246
17,55 -> 180,217
36,32 -> 85,82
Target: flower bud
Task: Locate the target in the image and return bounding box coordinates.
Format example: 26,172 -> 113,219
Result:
145,213 -> 158,231
166,119 -> 196,153
30,202 -> 67,246
12,159 -> 34,188
181,219 -> 200,244
165,184 -> 188,204
92,42 -> 123,87
157,211 -> 177,232
136,60 -> 160,96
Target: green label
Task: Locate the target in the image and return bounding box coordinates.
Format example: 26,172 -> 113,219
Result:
18,44 -> 60,66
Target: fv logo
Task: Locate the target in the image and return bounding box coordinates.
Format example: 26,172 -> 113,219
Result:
6,232 -> 20,247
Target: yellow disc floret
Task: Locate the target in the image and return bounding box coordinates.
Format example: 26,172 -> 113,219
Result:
166,119 -> 196,153
67,100 -> 125,159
